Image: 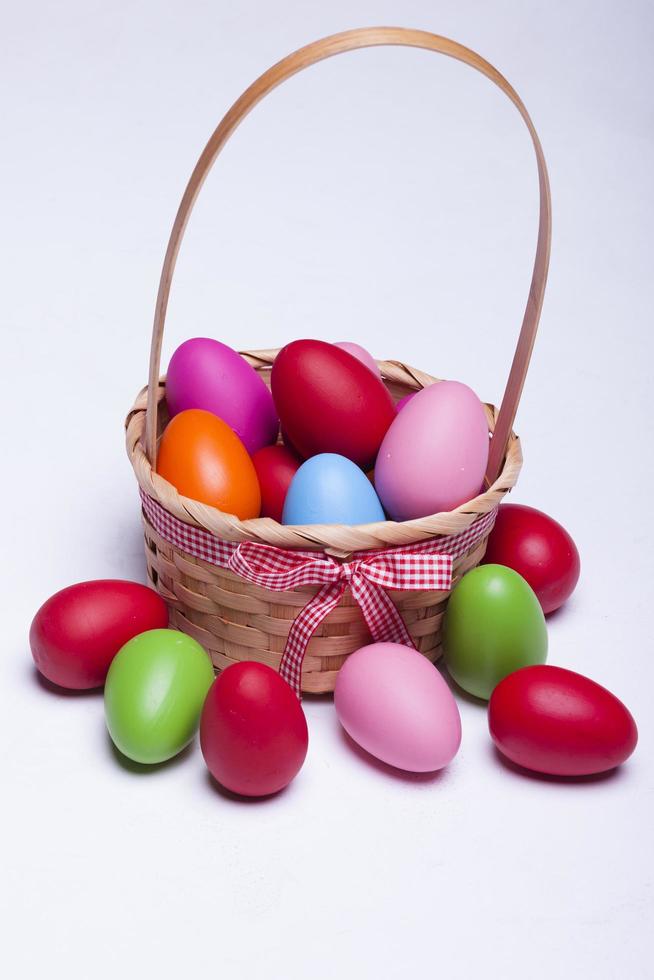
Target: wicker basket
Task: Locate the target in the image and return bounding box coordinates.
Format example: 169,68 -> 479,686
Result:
125,28 -> 550,694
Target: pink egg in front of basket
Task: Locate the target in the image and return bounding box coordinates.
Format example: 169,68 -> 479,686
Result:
334,642 -> 462,772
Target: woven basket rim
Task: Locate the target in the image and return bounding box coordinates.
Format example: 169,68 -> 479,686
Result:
126,354 -> 522,554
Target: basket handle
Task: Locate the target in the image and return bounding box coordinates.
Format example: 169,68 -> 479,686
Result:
144,27 -> 551,484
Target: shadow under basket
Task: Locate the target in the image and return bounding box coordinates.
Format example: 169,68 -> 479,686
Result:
125,27 -> 550,694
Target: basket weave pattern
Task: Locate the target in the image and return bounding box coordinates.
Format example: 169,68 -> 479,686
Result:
126,355 -> 522,693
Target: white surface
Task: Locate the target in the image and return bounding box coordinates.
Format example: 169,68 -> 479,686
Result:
2,2 -> 653,977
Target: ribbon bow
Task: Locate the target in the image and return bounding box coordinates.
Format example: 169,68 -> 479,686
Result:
139,490 -> 496,697
228,541 -> 454,696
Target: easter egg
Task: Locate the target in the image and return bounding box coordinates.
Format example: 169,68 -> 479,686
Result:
395,391 -> 417,412
105,629 -> 214,764
443,565 -> 547,700
166,338 -> 279,454
375,381 -> 489,520
482,504 -> 580,614
334,341 -> 380,376
157,409 -> 261,518
200,662 -> 308,797
489,665 -> 638,776
280,427 -> 304,458
335,642 -> 462,772
251,444 -> 301,522
30,580 -> 168,690
282,453 -> 385,525
271,340 -> 395,469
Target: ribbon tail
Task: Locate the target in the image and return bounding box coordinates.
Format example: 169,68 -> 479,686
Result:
349,575 -> 415,649
279,581 -> 346,698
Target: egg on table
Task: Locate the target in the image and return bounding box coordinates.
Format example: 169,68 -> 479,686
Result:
271,340 -> 395,469
30,580 -> 168,690
482,503 -> 581,614
282,453 -> 385,525
375,380 -> 489,520
200,661 -> 309,797
104,629 -> 215,764
166,338 -> 279,454
489,665 -> 638,776
443,564 -> 548,700
156,408 -> 261,519
335,642 -> 462,772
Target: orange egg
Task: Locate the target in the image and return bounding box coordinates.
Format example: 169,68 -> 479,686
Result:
156,409 -> 261,519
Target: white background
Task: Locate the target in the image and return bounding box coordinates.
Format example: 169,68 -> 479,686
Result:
2,2 -> 653,977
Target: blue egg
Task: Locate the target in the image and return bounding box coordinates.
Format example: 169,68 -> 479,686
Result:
282,454 -> 386,525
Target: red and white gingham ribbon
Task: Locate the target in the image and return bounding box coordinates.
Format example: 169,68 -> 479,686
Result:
140,490 -> 496,696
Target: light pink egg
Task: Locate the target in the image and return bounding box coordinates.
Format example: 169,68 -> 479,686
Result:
334,341 -> 380,377
334,642 -> 462,772
375,380 -> 489,520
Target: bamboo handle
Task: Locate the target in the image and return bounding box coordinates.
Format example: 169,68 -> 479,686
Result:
145,27 -> 551,485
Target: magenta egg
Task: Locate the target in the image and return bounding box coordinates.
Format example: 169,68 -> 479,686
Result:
166,338 -> 279,455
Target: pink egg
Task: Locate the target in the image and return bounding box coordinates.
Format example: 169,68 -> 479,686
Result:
334,341 -> 380,376
395,391 -> 417,412
334,642 -> 462,772
166,338 -> 279,455
375,381 -> 489,520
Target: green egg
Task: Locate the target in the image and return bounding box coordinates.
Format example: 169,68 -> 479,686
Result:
104,629 -> 215,764
443,564 -> 547,700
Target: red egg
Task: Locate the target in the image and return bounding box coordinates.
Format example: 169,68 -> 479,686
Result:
200,662 -> 308,797
482,504 -> 580,614
280,427 -> 304,458
271,340 -> 396,469
251,445 -> 301,522
30,580 -> 169,689
489,665 -> 638,776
